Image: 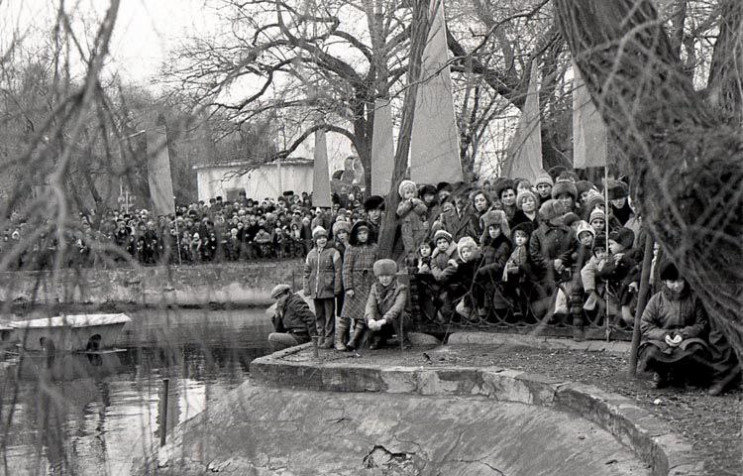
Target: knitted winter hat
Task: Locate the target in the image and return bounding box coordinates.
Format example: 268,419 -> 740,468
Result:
607,180 -> 629,200
534,170 -> 554,188
332,220 -> 351,236
660,261 -> 680,281
539,199 -> 568,221
364,195 -> 386,211
609,227 -> 635,249
576,180 -> 595,197
420,184 -> 437,197
551,175 -> 578,200
563,212 -> 580,227
516,189 -> 538,210
589,208 -> 606,223
373,258 -> 397,277
583,190 -> 605,214
592,234 -> 607,251
576,221 -> 596,239
270,284 -> 292,299
457,236 -> 480,258
312,226 -> 328,239
398,179 -> 417,198
436,182 -> 453,193
433,229 -> 453,244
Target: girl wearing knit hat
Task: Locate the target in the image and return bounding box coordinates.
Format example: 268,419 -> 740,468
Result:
397,179 -> 429,259
303,225 -> 342,349
340,221 -> 378,351
430,229 -> 459,283
365,259 -> 408,350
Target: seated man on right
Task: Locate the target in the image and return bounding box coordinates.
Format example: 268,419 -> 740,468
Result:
638,262 -> 725,393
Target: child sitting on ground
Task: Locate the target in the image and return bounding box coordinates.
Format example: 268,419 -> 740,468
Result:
365,259 -> 409,350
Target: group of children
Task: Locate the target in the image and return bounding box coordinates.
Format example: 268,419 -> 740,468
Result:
293,167 -> 645,350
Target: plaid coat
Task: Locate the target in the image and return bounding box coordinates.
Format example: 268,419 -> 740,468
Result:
341,243 -> 378,319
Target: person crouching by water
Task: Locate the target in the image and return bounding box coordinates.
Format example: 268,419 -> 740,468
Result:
268,284 -> 317,351
638,262 -> 734,394
365,259 -> 408,350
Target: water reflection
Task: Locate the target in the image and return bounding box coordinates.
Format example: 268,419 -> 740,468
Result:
0,308 -> 272,475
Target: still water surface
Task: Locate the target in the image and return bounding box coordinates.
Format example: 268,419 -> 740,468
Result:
0,308 -> 273,475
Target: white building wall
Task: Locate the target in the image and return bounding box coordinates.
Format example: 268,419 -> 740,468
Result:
196,163 -> 313,202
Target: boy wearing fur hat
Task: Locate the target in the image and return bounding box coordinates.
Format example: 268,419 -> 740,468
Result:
365,259 -> 408,350
396,180 -> 429,259
340,221 -> 378,351
303,226 -> 343,348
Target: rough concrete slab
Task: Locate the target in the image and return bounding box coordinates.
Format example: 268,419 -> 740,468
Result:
248,343 -> 707,475
137,383 -> 652,476
447,331 -> 631,354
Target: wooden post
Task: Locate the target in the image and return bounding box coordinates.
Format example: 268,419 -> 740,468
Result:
629,236 -> 655,377
604,166 -> 611,342
160,378 -> 170,447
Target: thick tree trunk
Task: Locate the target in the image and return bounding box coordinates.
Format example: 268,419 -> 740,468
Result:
377,0 -> 430,259
555,0 -> 743,357
707,0 -> 743,127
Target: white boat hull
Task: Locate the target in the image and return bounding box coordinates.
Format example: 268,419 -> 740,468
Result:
10,314 -> 131,352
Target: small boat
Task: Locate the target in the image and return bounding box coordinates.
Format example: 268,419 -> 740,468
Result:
10,313 -> 131,352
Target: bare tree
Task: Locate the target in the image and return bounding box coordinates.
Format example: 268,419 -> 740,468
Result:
555,0 -> 743,356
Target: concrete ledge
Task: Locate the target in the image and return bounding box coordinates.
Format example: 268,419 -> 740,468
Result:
250,349 -> 706,476
448,331 -> 632,354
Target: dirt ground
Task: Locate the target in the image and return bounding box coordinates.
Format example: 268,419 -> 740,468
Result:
313,342 -> 742,476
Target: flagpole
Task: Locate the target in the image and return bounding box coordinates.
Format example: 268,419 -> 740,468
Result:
605,165 -> 611,342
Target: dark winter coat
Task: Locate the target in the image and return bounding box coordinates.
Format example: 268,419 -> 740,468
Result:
640,287 -> 709,353
528,221 -> 577,284
272,293 -> 317,340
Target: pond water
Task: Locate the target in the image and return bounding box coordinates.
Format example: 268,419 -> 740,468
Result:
0,308 -> 273,476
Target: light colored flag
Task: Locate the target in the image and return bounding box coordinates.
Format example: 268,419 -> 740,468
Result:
371,98 -> 395,195
312,129 -> 332,208
410,0 -> 463,185
146,123 -> 175,216
573,66 -> 608,168
505,63 -> 542,182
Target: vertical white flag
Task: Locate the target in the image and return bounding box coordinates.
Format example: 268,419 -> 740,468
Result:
573,66 -> 608,168
146,123 -> 175,216
371,98 -> 395,195
505,63 -> 542,182
312,129 -> 332,208
410,0 -> 463,185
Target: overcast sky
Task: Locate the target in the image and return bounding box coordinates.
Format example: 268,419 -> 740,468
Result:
2,0 -> 220,87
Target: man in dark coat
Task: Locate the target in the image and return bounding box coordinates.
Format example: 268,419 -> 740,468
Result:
268,284 -> 317,351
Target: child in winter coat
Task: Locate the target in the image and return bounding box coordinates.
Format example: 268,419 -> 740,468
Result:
450,236 -> 485,320
581,234 -> 609,312
503,222 -> 543,319
430,229 -> 459,283
303,226 -> 342,349
339,221 -> 378,351
416,241 -> 433,275
396,180 -> 429,259
365,259 -> 408,350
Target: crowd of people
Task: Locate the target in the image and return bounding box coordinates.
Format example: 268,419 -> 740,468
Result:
266,165 -> 739,395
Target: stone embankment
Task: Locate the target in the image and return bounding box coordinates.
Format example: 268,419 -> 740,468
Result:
0,261 -> 304,309
136,335 -> 705,476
